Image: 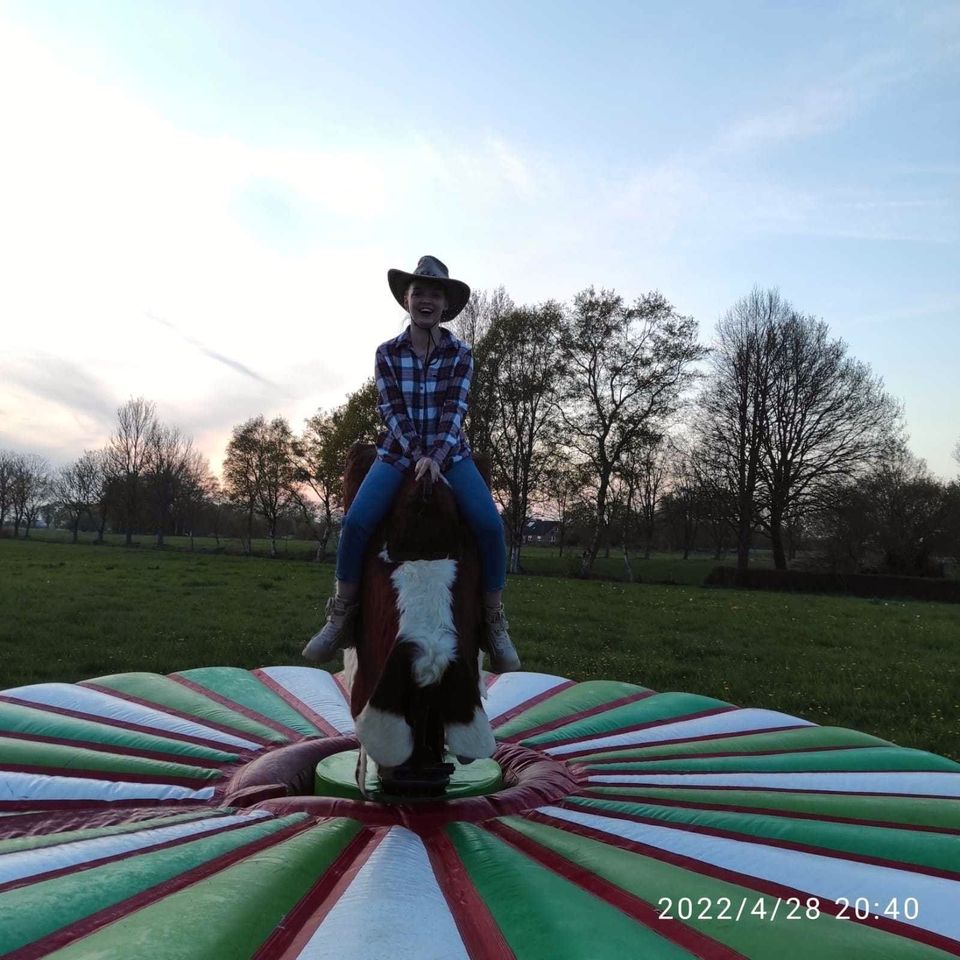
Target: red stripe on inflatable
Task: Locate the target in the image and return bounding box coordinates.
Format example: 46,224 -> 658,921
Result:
577,790 -> 960,836
170,674 -> 305,742
554,801 -> 960,882
484,672 -> 500,690
0,814 -> 273,895
485,820 -> 748,960
425,830 -> 516,960
257,827 -> 386,960
333,672 -> 350,701
79,682 -> 274,747
0,729 -> 240,770
251,669 -> 342,738
580,744 -> 872,773
497,689 -> 656,743
522,811 -> 960,957
5,819 -> 314,960
489,680 -> 576,730
577,780 -> 960,801
0,806 -> 213,842
0,762 -> 219,788
541,705 -> 739,752
0,694 -> 259,756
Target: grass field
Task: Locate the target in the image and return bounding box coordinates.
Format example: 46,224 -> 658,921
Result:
15,525 -> 745,584
2,536 -> 958,761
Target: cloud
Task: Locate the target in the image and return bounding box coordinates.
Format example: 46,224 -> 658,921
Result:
146,313 -> 275,386
0,355 -> 117,424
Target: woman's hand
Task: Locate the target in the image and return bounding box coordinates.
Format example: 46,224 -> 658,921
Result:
414,456 -> 440,483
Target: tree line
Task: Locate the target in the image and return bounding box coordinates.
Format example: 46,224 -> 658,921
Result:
4,284 -> 958,576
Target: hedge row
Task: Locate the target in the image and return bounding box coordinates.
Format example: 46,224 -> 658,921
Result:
704,566 -> 960,604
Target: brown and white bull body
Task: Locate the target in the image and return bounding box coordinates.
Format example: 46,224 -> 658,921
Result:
341,444 -> 495,775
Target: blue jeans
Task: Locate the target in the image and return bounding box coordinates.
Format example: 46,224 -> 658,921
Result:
336,456 -> 506,592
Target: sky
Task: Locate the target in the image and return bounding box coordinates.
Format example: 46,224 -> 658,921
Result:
0,0 -> 958,479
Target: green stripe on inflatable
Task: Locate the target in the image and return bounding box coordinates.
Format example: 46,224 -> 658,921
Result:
567,796 -> 960,873
84,673 -> 287,743
0,736 -> 222,781
584,746 -> 960,774
494,680 -> 649,738
0,701 -> 240,764
0,813 -> 308,955
504,816 -> 951,960
176,667 -> 323,739
42,818 -> 362,960
521,692 -> 732,747
0,810 -> 227,855
585,786 -> 960,831
446,822 -> 697,960
577,725 -> 892,762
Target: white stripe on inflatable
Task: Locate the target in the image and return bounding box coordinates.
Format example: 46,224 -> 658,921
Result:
0,811 -> 271,884
2,683 -> 260,750
296,826 -> 469,960
538,805 -> 960,941
585,771 -> 960,796
483,672 -> 571,723
257,668 -> 355,735
0,771 -> 216,803
546,708 -> 813,756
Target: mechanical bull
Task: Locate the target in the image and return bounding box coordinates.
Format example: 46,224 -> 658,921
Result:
339,443 -> 496,789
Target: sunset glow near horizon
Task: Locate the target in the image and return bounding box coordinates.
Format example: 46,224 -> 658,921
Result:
1,1 -> 957,479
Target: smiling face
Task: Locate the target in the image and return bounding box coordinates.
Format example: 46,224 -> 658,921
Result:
405,280 -> 448,329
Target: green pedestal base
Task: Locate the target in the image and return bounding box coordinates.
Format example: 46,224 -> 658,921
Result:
314,749 -> 502,801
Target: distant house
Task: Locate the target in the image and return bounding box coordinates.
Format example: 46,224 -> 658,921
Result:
523,519 -> 561,545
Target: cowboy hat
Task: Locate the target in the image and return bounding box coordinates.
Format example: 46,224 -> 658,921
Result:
387,255 -> 471,321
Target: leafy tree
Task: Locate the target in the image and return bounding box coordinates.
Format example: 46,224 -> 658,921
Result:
293,379 -> 380,560
222,415 -> 297,556
473,302 -> 565,572
557,287 -> 704,577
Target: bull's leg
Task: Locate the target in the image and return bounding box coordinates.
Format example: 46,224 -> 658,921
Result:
439,655 -> 496,761
354,643 -> 416,768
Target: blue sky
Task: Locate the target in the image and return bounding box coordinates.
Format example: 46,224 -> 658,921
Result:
0,0 -> 957,476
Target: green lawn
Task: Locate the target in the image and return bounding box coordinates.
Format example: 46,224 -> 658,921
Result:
2,537 -> 958,761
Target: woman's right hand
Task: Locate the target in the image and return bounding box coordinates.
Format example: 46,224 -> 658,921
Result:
414,456 -> 440,483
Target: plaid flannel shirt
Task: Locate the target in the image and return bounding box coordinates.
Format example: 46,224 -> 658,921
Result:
375,325 -> 473,472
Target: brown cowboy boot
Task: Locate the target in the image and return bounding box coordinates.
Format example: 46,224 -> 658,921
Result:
484,602 -> 521,673
302,594 -> 360,663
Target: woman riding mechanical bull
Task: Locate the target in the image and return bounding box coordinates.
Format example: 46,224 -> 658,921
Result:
303,255 -> 521,677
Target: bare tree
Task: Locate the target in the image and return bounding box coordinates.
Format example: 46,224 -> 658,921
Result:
0,450 -> 14,533
10,454 -> 51,538
473,302 -> 565,573
53,451 -> 103,543
758,312 -> 901,569
106,397 -> 158,546
557,287 -> 704,577
697,288 -> 788,571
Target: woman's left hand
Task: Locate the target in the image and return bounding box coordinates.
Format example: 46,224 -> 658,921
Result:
414,456 -> 441,483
